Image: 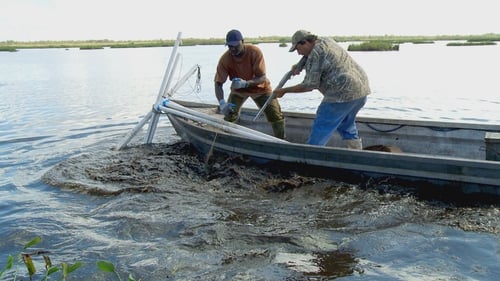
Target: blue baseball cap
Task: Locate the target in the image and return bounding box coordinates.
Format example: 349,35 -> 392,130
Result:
226,29 -> 243,46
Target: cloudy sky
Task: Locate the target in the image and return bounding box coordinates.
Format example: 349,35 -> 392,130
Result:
1,0 -> 499,41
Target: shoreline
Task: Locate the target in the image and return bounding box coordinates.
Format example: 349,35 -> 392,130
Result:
1,33 -> 500,51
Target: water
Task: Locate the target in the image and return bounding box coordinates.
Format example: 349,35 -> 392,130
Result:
0,43 -> 499,280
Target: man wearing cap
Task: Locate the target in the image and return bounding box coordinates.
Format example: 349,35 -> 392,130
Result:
274,30 -> 371,149
214,29 -> 286,139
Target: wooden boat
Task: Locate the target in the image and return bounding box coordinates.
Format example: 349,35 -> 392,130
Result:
163,99 -> 500,201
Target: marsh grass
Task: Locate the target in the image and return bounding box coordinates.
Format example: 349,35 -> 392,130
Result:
79,45 -> 105,50
348,41 -> 400,51
0,46 -> 17,52
447,41 -> 497,46
1,34 -> 499,51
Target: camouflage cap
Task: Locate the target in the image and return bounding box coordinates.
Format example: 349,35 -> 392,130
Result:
289,30 -> 313,52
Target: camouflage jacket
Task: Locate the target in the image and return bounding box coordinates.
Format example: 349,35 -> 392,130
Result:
301,37 -> 371,102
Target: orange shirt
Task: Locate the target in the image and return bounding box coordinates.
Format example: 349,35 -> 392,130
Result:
214,44 -> 272,94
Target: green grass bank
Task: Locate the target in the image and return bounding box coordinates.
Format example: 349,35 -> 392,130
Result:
1,34 -> 499,52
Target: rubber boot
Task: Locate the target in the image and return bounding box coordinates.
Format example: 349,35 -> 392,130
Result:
345,138 -> 363,150
271,120 -> 286,139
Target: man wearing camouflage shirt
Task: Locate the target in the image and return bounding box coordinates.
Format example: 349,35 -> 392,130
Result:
274,30 -> 371,149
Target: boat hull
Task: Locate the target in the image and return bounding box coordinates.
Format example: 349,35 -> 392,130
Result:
166,101 -> 500,200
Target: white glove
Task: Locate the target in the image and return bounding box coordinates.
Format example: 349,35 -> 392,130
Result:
231,78 -> 249,89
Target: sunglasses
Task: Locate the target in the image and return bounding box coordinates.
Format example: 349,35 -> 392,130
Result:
297,40 -> 307,46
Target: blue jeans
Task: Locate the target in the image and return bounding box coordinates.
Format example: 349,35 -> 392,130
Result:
307,96 -> 367,146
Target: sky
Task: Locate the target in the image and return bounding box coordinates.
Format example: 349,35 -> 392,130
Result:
1,0 -> 499,41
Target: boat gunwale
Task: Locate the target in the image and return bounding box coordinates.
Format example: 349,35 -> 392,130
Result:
172,99 -> 500,132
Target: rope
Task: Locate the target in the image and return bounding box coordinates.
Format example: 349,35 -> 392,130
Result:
194,65 -> 202,93
365,123 -> 406,133
364,123 -> 462,133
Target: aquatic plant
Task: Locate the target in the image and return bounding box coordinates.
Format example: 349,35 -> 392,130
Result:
96,260 -> 137,281
0,236 -> 82,281
0,237 -> 136,281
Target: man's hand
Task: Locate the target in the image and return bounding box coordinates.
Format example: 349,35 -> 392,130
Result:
273,88 -> 286,98
231,78 -> 249,89
218,99 -> 236,115
291,64 -> 302,76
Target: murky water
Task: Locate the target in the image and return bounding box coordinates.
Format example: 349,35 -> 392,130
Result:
37,142 -> 499,280
1,43 -> 499,280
